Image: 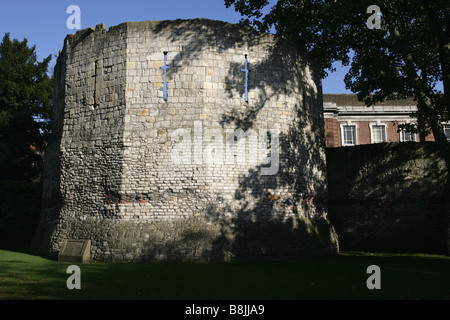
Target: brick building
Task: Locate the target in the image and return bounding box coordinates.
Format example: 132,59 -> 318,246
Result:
322,94 -> 441,148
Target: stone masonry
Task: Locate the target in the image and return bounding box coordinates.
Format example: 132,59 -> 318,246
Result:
327,142 -> 449,254
31,19 -> 338,262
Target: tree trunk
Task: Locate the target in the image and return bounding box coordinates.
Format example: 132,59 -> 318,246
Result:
390,21 -> 450,254
427,116 -> 450,255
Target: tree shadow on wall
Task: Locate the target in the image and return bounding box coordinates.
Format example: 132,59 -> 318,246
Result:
147,19 -> 338,260
326,142 -> 446,254
203,93 -> 338,260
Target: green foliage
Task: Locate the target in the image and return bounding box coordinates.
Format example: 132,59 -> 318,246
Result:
0,179 -> 42,240
0,33 -> 52,180
0,33 -> 52,243
225,0 -> 449,133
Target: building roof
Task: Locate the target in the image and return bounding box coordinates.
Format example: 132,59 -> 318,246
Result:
323,94 -> 416,106
323,94 -> 418,119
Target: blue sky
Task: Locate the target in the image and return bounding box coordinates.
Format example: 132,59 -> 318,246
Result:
0,0 -> 351,93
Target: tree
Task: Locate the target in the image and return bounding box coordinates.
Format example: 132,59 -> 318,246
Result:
0,33 -> 52,245
225,0 -> 450,254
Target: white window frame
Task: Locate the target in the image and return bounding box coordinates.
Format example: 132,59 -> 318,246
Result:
443,124 -> 450,142
340,122 -> 359,146
369,122 -> 388,144
399,122 -> 417,142
400,130 -> 417,142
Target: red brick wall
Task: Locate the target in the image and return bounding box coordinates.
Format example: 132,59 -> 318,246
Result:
324,118 -> 340,148
357,121 -> 371,145
387,121 -> 400,142
423,130 -> 435,142
324,119 -> 438,147
359,121 -> 403,144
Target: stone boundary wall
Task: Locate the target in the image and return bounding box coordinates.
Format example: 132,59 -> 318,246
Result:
327,142 -> 447,253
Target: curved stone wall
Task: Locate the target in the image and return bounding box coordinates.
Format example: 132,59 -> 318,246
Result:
32,19 -> 338,261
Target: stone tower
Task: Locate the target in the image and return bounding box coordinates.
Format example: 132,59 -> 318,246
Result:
31,19 -> 338,262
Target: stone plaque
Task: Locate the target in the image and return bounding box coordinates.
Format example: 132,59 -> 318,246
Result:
58,240 -> 91,263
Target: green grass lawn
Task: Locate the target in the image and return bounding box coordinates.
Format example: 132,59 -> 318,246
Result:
0,250 -> 449,300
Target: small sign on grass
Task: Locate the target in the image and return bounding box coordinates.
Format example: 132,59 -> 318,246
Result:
58,240 -> 91,264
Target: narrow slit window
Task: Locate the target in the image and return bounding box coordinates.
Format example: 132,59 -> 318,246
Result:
160,52 -> 170,101
93,60 -> 98,108
241,54 -> 249,102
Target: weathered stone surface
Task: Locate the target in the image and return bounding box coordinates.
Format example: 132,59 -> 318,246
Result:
31,19 -> 337,262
